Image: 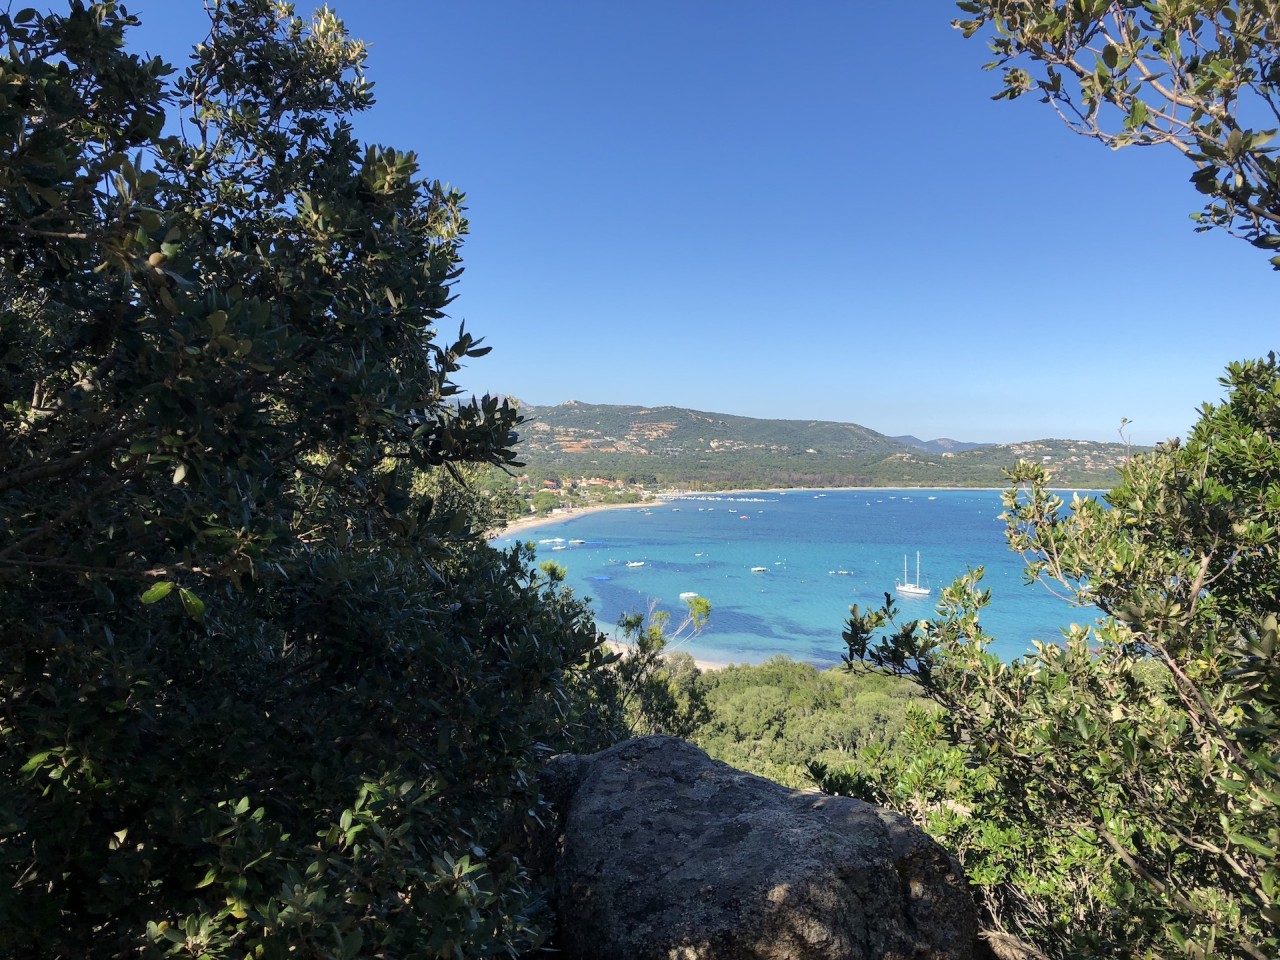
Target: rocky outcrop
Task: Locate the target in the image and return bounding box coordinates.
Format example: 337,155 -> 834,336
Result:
539,736 -> 979,960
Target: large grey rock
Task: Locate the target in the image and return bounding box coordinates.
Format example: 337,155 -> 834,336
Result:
541,736 -> 979,960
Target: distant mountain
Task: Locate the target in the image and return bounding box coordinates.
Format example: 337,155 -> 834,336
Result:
513,402 -> 1134,489
890,435 -> 991,455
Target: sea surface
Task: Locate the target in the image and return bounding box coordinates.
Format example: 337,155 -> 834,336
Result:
491,489 -> 1100,667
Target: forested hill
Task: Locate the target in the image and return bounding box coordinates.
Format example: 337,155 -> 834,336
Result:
514,401 -> 1137,488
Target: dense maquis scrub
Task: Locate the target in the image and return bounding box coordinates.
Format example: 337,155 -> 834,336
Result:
831,357 -> 1280,960
0,3 -> 620,956
693,657 -> 923,789
608,640 -> 925,791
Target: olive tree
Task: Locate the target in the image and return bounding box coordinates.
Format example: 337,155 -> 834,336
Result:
0,2 -> 613,955
955,0 -> 1280,262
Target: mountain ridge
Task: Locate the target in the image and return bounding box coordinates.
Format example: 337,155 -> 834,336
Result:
511,401 -> 1136,489
890,434 -> 991,454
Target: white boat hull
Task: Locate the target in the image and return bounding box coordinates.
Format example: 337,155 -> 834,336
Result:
895,551 -> 931,597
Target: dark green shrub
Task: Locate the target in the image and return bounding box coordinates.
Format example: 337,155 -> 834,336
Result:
0,3 -> 612,954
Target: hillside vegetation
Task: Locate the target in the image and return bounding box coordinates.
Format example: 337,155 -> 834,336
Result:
517,401 -> 1134,489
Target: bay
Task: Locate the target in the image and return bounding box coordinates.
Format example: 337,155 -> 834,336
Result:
491,488 -> 1099,667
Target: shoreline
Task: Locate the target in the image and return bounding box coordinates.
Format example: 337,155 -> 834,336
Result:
488,484 -> 1102,540
603,639 -> 733,674
490,499 -> 659,540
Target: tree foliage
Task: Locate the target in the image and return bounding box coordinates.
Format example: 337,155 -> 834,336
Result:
956,0 -> 1280,263
0,3 -> 613,955
700,656 -> 922,789
838,356 -> 1280,959
610,597 -> 713,739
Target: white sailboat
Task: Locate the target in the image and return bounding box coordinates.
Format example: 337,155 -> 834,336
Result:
896,551 -> 931,598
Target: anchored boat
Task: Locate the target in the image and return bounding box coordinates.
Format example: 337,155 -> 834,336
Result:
895,551 -> 930,598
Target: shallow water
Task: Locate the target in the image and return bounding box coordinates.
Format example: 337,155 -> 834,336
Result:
491,489 -> 1098,666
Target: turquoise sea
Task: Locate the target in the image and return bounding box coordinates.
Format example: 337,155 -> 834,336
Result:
491,489 -> 1100,667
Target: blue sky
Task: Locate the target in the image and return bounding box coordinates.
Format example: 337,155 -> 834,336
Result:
127,2 -> 1276,446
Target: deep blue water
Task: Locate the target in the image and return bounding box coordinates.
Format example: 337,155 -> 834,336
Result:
491,489 -> 1099,667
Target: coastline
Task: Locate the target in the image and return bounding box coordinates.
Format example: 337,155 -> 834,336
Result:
483,483 -> 1095,665
490,499 -> 660,540
603,639 -> 733,674
491,502 -> 739,672
487,484 -> 1082,541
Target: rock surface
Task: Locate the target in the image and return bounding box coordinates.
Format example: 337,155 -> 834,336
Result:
541,736 -> 979,960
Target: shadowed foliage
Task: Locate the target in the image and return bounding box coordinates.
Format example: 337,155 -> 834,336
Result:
0,3 -> 616,955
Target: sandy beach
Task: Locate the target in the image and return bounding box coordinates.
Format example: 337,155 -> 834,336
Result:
490,498 -> 672,540
487,484 -> 1025,541
603,639 -> 734,674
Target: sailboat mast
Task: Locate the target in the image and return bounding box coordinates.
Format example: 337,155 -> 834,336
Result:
895,549 -> 931,597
